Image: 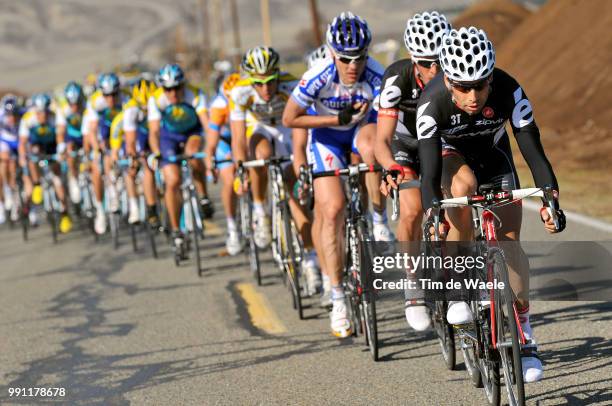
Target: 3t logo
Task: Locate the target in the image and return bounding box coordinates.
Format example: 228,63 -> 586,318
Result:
451,114 -> 461,125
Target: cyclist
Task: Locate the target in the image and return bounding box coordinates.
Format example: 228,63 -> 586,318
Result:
18,93 -> 72,233
84,72 -> 128,235
0,95 -> 22,223
147,63 -> 211,251
56,81 -> 86,205
417,26 -> 566,382
204,72 -> 243,255
374,11 -> 451,331
109,78 -> 159,226
230,46 -> 320,293
282,11 -> 392,337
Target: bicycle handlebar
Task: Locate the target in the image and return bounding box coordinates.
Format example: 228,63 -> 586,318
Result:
311,163 -> 381,179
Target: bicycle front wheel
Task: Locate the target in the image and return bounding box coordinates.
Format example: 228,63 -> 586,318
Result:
189,194 -> 203,276
356,220 -> 378,361
491,248 -> 524,406
281,203 -> 303,319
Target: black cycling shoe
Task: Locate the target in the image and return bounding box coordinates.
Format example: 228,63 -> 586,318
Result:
199,197 -> 215,219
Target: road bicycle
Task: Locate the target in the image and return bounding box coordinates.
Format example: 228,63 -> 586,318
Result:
432,184 -> 560,406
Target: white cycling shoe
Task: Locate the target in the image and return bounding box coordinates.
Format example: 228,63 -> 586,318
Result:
253,213 -> 271,249
68,176 -> 81,204
330,298 -> 352,338
373,222 -> 395,242
94,211 -> 107,235
405,303 -> 432,331
447,301 -> 473,325
128,199 -> 140,224
226,229 -> 243,256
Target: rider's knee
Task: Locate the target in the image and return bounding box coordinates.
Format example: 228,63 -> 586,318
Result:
450,178 -> 476,198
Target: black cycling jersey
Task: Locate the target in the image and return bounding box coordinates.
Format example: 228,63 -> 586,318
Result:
379,58 -> 434,171
378,58 -> 424,139
417,67 -> 558,210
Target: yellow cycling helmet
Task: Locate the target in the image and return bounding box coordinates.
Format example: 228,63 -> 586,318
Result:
241,46 -> 280,75
221,73 -> 241,98
132,79 -> 157,107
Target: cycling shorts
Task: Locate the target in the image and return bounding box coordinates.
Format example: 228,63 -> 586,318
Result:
159,127 -> 202,167
249,121 -> 292,158
442,133 -> 520,192
215,137 -> 233,170
0,139 -> 19,156
391,131 -> 420,175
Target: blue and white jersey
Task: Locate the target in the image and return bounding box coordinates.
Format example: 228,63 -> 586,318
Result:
291,57 -> 384,131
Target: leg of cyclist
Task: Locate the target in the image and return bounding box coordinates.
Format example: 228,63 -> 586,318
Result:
50,161 -> 72,233
0,148 -> 8,224
284,164 -> 319,295
440,152 -> 477,325
89,129 -> 107,235
354,123 -> 394,242
219,161 -> 241,254
185,135 -> 211,222
142,162 -> 158,225
248,132 -> 272,248
162,159 -> 182,234
314,175 -> 349,336
66,141 -> 81,204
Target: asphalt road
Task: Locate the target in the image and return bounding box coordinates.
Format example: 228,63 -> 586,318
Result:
0,187 -> 611,405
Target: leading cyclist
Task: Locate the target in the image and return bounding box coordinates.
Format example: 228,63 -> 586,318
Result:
417,26 -> 567,382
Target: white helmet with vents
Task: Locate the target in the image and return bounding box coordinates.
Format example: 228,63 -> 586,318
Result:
439,27 -> 495,83
404,11 -> 451,59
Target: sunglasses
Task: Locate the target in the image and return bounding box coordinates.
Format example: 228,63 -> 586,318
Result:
450,78 -> 490,93
250,73 -> 279,86
102,91 -> 119,97
336,54 -> 367,64
415,59 -> 439,69
163,85 -> 182,92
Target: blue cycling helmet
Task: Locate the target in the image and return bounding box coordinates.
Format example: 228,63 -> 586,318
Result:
157,63 -> 185,88
326,11 -> 372,57
31,93 -> 52,112
98,73 -> 121,95
1,94 -> 19,114
64,81 -> 84,104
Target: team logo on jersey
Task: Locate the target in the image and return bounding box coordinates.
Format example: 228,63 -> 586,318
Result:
170,105 -> 186,121
512,87 -> 534,128
482,106 -> 494,118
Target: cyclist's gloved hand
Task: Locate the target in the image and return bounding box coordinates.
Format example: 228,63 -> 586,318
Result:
540,206 -> 566,233
425,207 -> 450,240
337,102 -> 369,126
147,152 -> 161,170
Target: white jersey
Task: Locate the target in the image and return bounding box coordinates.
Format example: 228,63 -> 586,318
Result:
291,58 -> 384,131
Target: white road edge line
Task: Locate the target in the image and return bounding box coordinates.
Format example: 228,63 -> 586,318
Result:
522,201 -> 612,234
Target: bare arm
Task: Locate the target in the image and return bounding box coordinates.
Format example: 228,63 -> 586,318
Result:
230,119 -> 247,163
148,120 -> 161,155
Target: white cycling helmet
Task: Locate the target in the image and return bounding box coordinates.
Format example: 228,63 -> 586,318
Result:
439,27 -> 495,83
404,11 -> 451,59
306,45 -> 331,69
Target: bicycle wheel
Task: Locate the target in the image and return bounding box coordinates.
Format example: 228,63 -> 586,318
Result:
281,203 -> 303,319
356,219 -> 378,360
145,222 -> 158,258
491,248 -> 524,406
462,301 -> 483,387
241,194 -> 261,285
130,224 -> 138,252
478,304 -> 501,406
110,212 -> 120,249
433,300 -> 456,370
48,210 -> 58,243
20,198 -> 29,242
189,193 -> 203,276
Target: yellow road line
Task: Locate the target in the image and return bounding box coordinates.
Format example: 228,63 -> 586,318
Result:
204,220 -> 222,236
236,283 -> 287,334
